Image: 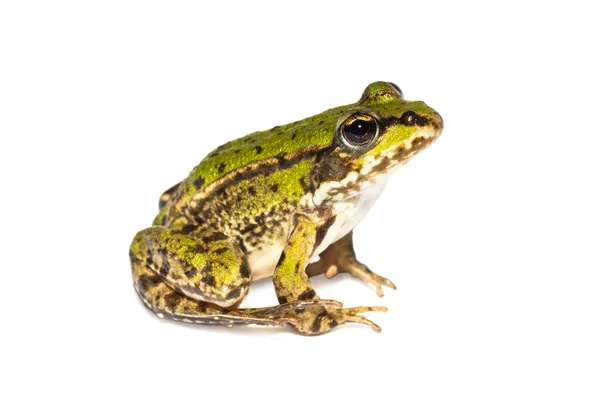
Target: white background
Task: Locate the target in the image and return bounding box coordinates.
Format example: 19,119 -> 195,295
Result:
1,1 -> 599,399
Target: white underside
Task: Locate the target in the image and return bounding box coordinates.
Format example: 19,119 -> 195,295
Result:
311,176 -> 388,256
247,177 -> 389,280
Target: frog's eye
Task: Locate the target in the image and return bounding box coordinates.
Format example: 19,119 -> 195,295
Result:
388,82 -> 404,99
338,114 -> 380,149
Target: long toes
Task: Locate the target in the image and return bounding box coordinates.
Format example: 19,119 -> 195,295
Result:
300,299 -> 343,309
345,315 -> 382,332
340,306 -> 388,315
287,299 -> 344,310
376,277 -> 397,297
381,277 -> 397,290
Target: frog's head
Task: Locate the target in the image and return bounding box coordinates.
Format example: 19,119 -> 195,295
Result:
313,82 -> 443,202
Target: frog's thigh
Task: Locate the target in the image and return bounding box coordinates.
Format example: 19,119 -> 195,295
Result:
130,227 -> 251,307
131,255 -> 296,327
273,215 -> 320,304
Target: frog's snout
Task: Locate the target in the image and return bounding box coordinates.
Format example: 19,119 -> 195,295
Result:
431,111 -> 444,135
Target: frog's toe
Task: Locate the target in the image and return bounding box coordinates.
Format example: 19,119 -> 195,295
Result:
344,315 -> 382,332
370,274 -> 397,298
349,263 -> 397,297
331,305 -> 387,332
277,302 -> 387,335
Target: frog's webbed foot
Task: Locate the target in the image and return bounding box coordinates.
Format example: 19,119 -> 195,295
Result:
306,231 -> 397,297
331,262 -> 396,298
276,301 -> 387,336
307,255 -> 397,298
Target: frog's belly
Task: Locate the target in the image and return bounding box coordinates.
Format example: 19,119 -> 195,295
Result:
247,178 -> 388,280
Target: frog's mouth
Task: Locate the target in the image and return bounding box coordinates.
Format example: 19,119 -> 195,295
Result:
360,127 -> 440,179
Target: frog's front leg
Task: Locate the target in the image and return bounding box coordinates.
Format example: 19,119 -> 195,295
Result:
305,230 -> 397,297
273,216 -> 387,335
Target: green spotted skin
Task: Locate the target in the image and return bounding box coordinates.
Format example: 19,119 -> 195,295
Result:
130,82 -> 443,335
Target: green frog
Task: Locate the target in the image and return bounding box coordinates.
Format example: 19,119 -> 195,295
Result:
130,82 -> 443,335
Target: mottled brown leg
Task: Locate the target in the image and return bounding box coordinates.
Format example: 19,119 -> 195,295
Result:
272,216 -> 386,335
130,221 -> 385,335
131,237 -> 341,329
306,230 -> 396,297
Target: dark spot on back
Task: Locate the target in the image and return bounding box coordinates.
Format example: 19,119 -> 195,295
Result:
218,163 -> 226,173
270,184 -> 279,192
277,295 -> 287,304
276,154 -> 294,168
193,176 -> 205,188
255,145 -> 263,154
291,133 -> 297,140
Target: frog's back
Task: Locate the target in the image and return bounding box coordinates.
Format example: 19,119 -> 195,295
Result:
152,106 -> 346,227
180,106 -> 346,200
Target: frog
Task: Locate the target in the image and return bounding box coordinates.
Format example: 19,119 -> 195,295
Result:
129,81 -> 443,335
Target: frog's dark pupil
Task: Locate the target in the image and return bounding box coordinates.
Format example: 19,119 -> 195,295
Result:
340,115 -> 378,148
350,119 -> 370,136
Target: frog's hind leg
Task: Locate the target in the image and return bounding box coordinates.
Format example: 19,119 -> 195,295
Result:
132,258 -> 275,327
132,252 -> 342,328
130,226 -> 340,329
131,226 -> 253,308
